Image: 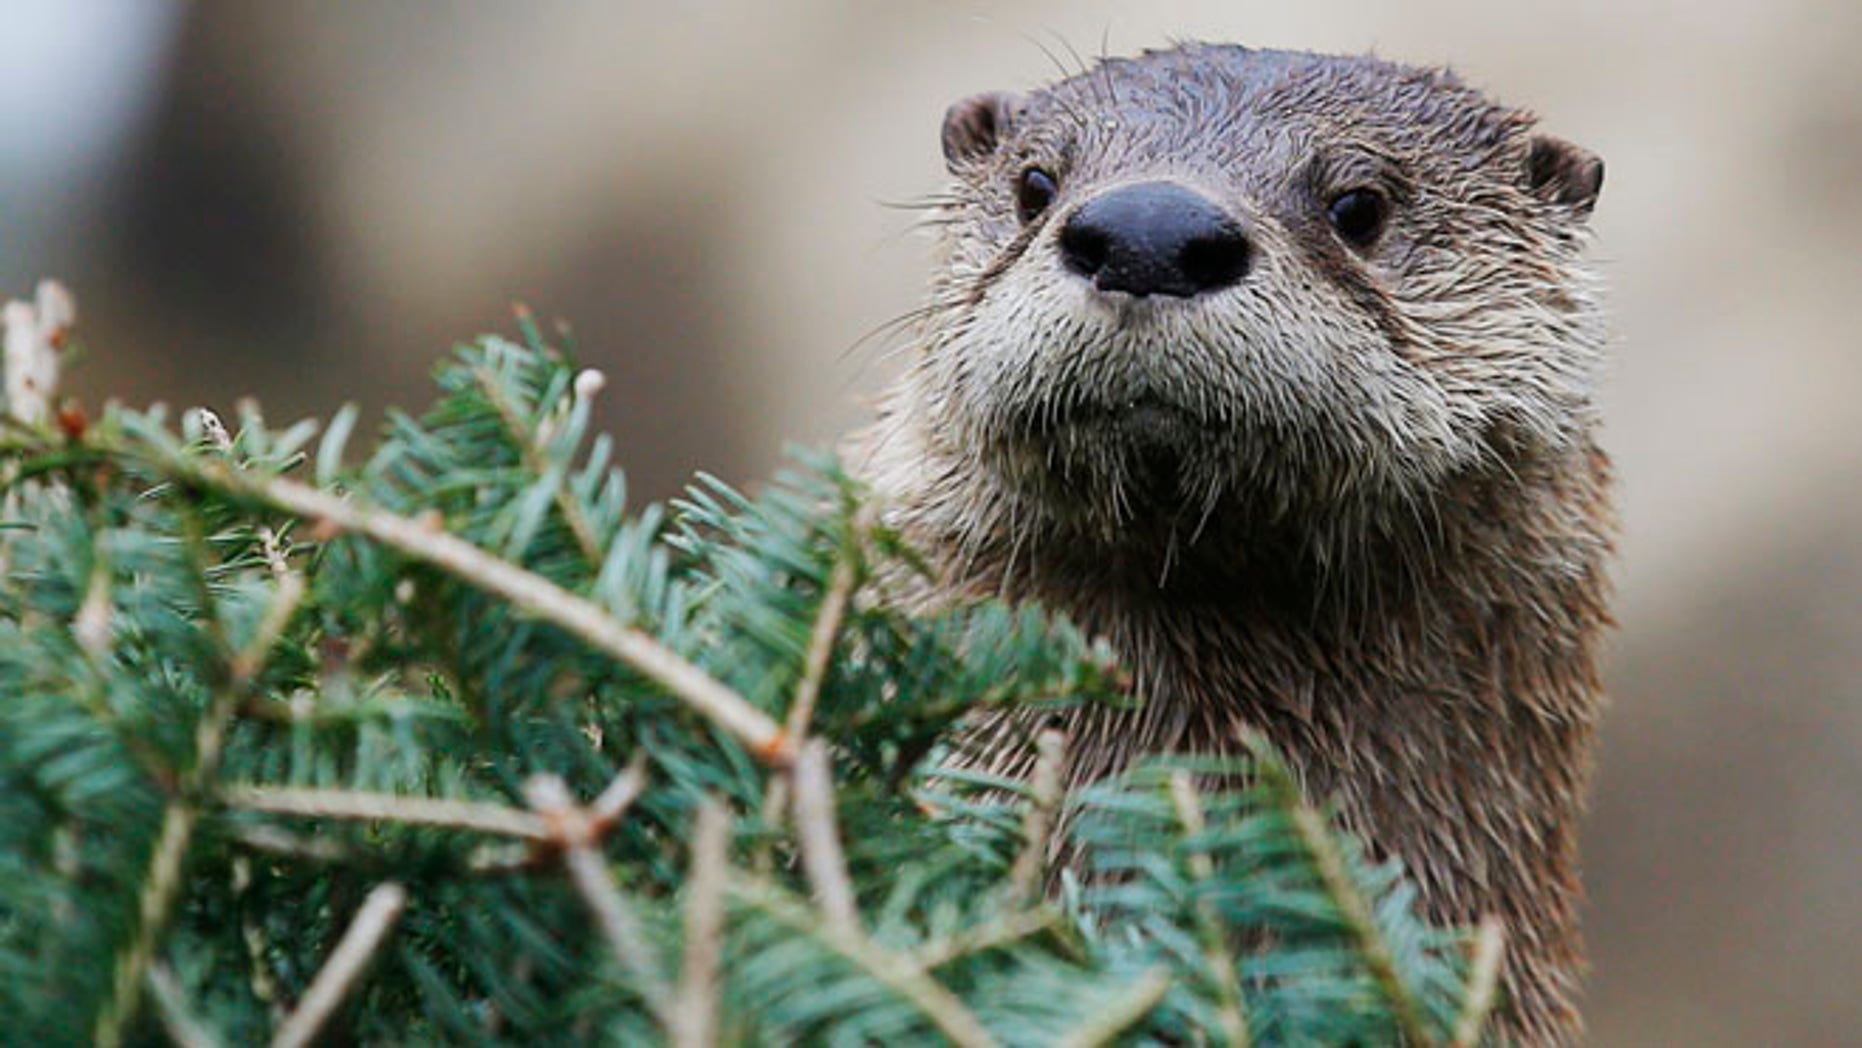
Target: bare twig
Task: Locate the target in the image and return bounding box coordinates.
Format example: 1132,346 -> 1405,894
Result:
524,775 -> 673,1023
154,458 -> 794,766
789,740 -> 860,935
270,882 -> 408,1048
673,799 -> 731,1048
787,554 -> 857,740
231,571 -> 306,683
1169,771 -> 1251,1047
1449,916 -> 1507,1048
590,753 -> 651,830
1006,728 -> 1066,906
146,962 -> 222,1048
224,784 -> 549,840
1052,969 -> 1171,1048
730,877 -> 998,1048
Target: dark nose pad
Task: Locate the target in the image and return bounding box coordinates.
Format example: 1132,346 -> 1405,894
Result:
1058,182 -> 1252,298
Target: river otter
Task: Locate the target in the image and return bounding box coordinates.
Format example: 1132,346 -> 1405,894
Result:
855,43 -> 1611,1044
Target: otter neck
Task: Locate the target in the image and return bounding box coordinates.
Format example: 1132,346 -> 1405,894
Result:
906,444 -> 1613,1045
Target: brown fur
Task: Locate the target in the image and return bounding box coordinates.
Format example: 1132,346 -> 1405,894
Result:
854,44 -> 1611,1045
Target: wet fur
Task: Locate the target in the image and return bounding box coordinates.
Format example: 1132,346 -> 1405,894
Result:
853,44 -> 1611,1045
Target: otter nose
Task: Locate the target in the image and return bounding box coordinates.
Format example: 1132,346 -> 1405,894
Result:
1059,181 -> 1251,298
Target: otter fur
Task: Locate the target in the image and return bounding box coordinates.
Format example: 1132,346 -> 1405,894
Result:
854,43 -> 1611,1045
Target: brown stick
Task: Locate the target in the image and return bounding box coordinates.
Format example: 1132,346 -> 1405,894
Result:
271,883 -> 408,1048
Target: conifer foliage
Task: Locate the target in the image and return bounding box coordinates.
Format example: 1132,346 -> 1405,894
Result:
0,296 -> 1505,1045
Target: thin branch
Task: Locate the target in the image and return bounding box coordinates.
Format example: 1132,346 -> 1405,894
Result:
231,857 -> 281,1008
97,795 -> 201,1045
730,877 -> 999,1048
1449,916 -> 1507,1048
1006,728 -> 1066,906
1169,771 -> 1252,1048
465,842 -> 543,875
151,455 -> 794,766
224,784 -> 549,840
231,570 -> 305,683
463,755 -> 643,876
787,554 -> 857,740
789,740 -> 860,935
227,823 -> 356,864
270,882 -> 408,1048
756,545 -> 856,858
673,799 -> 731,1048
914,908 -> 1059,971
524,775 -> 673,1023
1051,969 -> 1171,1048
145,962 -> 222,1048
590,753 -> 651,830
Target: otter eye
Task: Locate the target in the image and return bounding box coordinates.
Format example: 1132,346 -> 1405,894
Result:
1016,167 -> 1059,223
1326,188 -> 1389,248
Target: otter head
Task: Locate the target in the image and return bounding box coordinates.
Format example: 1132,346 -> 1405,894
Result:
900,44 -> 1604,572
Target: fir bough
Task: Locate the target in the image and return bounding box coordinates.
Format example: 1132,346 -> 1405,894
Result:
0,309 -> 1504,1045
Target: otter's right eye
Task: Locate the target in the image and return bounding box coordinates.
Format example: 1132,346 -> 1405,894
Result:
1016,168 -> 1058,223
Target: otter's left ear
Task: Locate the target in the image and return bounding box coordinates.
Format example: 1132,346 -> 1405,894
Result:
1524,133 -> 1604,218
942,92 -> 1018,171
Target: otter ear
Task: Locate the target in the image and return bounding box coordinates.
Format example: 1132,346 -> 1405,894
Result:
1523,133 -> 1604,218
941,92 -> 1017,171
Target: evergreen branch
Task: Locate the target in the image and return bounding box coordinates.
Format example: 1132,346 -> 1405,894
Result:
470,363 -> 604,567
1169,770 -> 1252,1048
524,774 -> 674,1026
1252,736 -> 1433,1046
1052,969 -> 1171,1048
148,453 -> 796,766
225,785 -> 550,840
1449,917 -> 1507,1048
96,543 -> 301,1046
68,537 -> 172,783
729,877 -> 999,1048
0,319 -> 1493,1043
271,881 -> 408,1048
673,798 -> 730,1048
1007,727 -> 1066,906
791,740 -> 860,935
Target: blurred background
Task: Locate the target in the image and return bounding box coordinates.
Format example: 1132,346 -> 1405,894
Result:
3,1 -> 1855,1042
